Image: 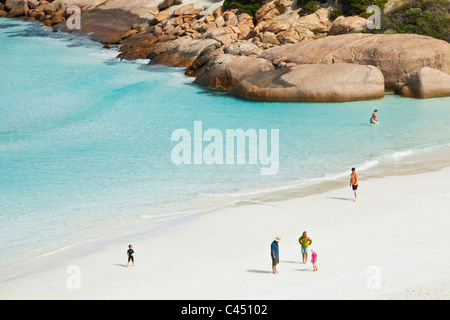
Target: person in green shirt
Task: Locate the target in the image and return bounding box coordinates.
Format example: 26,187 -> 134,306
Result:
298,231 -> 312,264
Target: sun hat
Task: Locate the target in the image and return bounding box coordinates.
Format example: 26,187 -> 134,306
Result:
274,237 -> 281,242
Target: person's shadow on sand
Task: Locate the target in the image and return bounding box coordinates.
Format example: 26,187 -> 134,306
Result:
246,269 -> 272,274
247,261 -> 300,274
295,268 -> 312,272
114,264 -> 127,268
327,196 -> 353,201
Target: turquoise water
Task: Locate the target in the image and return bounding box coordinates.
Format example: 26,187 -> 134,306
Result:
1,19 -> 450,278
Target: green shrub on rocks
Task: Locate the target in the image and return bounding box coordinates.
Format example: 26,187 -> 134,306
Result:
298,0 -> 327,16
328,0 -> 449,42
223,0 -> 263,17
339,0 -> 389,16
380,0 -> 450,42
330,8 -> 344,20
296,0 -> 327,6
298,0 -> 388,17
274,0 -> 287,14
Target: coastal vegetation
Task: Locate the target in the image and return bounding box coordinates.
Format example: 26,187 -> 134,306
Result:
379,0 -> 450,42
220,0 -> 450,42
298,1 -> 327,16
223,0 -> 286,16
299,0 -> 388,18
223,0 -> 263,17
327,0 -> 450,42
339,0 -> 389,16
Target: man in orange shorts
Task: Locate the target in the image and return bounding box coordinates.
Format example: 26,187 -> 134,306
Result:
350,167 -> 358,202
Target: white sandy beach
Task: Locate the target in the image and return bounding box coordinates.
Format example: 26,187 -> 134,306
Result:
1,166 -> 449,300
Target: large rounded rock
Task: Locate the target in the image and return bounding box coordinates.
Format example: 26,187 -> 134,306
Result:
394,67 -> 450,99
232,63 -> 385,102
194,54 -> 275,90
149,38 -> 220,68
258,33 -> 450,90
328,16 -> 368,35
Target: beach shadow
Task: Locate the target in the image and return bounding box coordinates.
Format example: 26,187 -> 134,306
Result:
295,268 -> 313,272
246,269 -> 272,274
326,196 -> 354,201
114,263 -> 127,268
280,260 -> 299,264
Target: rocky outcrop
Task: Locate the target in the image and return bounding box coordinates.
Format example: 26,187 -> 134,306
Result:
194,54 -> 275,90
2,1 -> 449,101
232,63 -> 385,102
116,2 -> 332,65
394,67 -> 450,99
0,0 -> 154,36
56,8 -> 148,44
250,7 -> 331,49
118,5 -> 255,68
258,33 -> 450,90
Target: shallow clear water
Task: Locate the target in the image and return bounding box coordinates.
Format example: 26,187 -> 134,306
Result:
1,19 -> 450,277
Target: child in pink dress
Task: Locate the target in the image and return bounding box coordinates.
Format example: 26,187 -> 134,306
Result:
311,248 -> 318,272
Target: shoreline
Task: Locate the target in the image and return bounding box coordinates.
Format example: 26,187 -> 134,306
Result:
2,164 -> 449,299
1,133 -> 450,285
